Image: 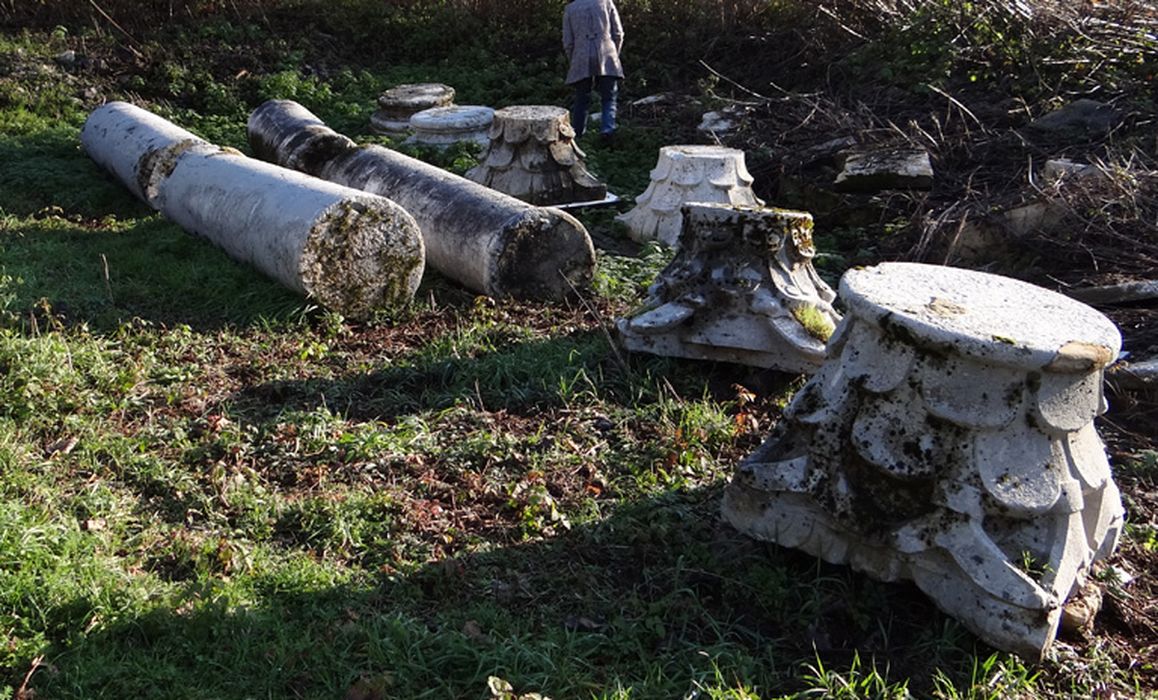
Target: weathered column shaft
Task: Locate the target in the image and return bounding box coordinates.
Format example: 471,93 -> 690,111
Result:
79,100 -> 206,205
247,99 -> 595,301
82,102 -> 425,316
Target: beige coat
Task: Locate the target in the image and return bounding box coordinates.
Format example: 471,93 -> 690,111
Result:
563,0 -> 624,85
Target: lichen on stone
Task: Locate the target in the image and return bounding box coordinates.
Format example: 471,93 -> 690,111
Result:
299,197 -> 424,317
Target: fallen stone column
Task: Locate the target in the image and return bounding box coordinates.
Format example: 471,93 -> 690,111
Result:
79,100 -> 207,205
723,262 -> 1125,659
248,99 -> 595,301
81,101 -> 424,317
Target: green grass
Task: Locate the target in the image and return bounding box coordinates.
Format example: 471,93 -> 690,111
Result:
0,11 -> 1154,700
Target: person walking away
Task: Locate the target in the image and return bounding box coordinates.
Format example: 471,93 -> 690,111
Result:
563,0 -> 623,143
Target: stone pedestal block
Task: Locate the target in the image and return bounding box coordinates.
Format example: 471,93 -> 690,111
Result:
370,83 -> 456,134
722,262 -> 1124,659
616,145 -> 764,247
466,105 -> 606,206
617,203 -> 839,371
406,105 -> 494,147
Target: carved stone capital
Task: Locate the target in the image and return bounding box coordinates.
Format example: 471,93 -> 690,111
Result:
617,145 -> 764,247
617,203 -> 839,371
723,262 -> 1125,659
467,106 -> 606,205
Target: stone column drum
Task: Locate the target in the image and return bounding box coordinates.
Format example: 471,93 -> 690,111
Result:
722,262 -> 1125,659
406,105 -> 494,147
617,145 -> 764,247
617,203 -> 839,372
467,105 -> 606,206
370,83 -> 456,135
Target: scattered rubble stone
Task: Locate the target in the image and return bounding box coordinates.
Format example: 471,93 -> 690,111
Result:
697,108 -> 741,137
1028,99 -> 1122,138
834,148 -> 933,192
1043,158 -> 1103,183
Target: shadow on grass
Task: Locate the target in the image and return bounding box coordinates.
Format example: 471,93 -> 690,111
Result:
0,124 -> 146,221
27,484 -> 985,700
228,325 -> 796,427
0,214 -> 311,332
231,331 -> 647,422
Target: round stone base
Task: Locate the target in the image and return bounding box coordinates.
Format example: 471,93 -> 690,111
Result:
406,105 -> 494,147
369,111 -> 411,135
371,83 -> 456,135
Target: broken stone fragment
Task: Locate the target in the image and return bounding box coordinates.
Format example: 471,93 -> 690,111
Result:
406,105 -> 494,147
1028,99 -> 1122,138
951,200 -> 1067,263
631,92 -> 677,108
723,261 -> 1124,660
797,136 -> 858,167
1108,357 -> 1158,393
697,107 -> 743,137
1066,279 -> 1158,306
82,101 -> 425,317
370,82 -> 456,134
834,148 -> 934,192
617,145 -> 764,247
1042,158 -> 1104,184
466,105 -> 606,206
617,203 -> 839,372
249,100 -> 595,301
54,49 -> 77,68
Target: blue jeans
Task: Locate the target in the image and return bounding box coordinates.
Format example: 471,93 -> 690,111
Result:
571,76 -> 619,137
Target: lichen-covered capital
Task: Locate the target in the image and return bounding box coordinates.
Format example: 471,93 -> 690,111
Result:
466,106 -> 606,205
617,203 -> 839,371
723,262 -> 1125,659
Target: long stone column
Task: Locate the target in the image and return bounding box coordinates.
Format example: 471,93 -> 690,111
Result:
247,99 -> 595,301
81,102 -> 425,317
